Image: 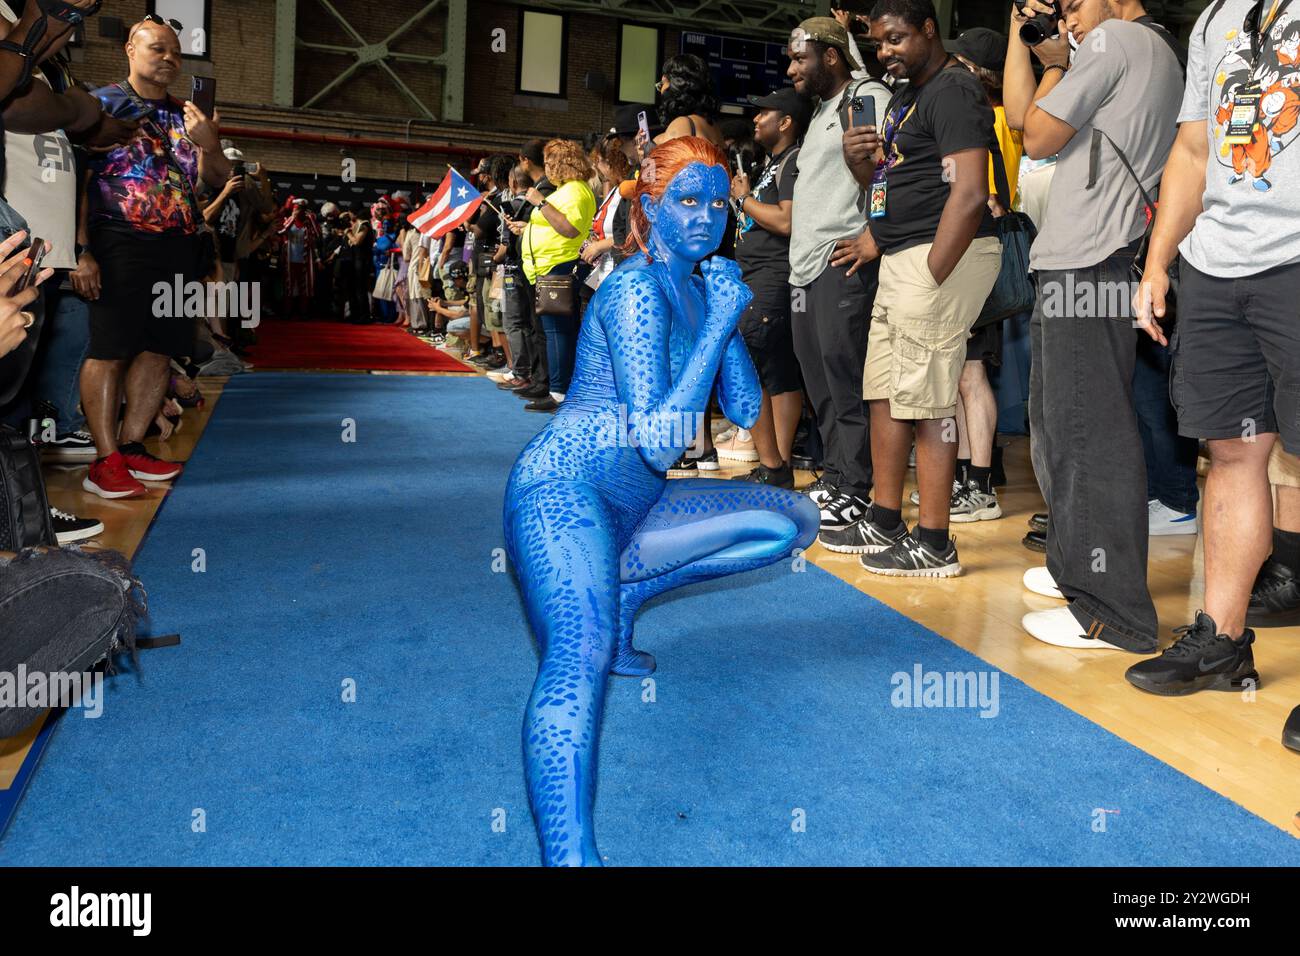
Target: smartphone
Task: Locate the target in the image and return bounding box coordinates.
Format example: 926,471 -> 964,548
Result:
733,149 -> 747,176
244,162 -> 260,176
849,95 -> 876,130
190,75 -> 217,119
14,238 -> 47,294
637,110 -> 651,157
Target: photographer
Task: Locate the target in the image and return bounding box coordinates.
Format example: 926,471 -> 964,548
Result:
79,17 -> 231,500
1124,0 -> 1300,741
1003,0 -> 1182,650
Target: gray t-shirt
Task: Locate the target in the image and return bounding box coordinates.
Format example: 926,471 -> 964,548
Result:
1179,0 -> 1300,277
1029,19 -> 1184,271
789,86 -> 872,287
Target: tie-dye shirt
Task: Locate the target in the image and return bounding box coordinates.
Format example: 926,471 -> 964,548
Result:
87,83 -> 200,236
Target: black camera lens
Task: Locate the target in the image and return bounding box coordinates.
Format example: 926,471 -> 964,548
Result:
1019,11 -> 1059,45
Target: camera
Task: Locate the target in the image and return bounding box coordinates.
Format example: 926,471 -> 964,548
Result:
1018,1 -> 1062,45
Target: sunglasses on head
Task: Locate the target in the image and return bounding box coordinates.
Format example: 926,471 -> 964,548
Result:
133,12 -> 182,37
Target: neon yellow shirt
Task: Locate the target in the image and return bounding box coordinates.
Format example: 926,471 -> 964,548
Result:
521,179 -> 597,283
989,105 -> 1024,208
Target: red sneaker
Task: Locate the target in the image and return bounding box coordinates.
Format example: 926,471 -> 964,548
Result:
83,452 -> 147,499
118,442 -> 184,481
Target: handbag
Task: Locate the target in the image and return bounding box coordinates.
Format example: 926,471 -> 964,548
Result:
1089,129 -> 1178,325
525,207 -> 577,316
489,265 -> 504,301
0,425 -> 56,551
372,261 -> 398,301
973,135 -> 1037,330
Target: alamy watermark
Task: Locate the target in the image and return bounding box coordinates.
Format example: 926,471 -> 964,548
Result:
890,664 -> 1000,718
1039,273 -> 1144,322
152,274 -> 261,328
0,666 -> 103,719
594,404 -> 707,451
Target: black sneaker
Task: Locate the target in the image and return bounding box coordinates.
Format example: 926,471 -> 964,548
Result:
737,461 -> 795,489
50,507 -> 105,545
1285,705 -> 1300,754
818,491 -> 870,531
818,515 -> 908,554
1124,611 -> 1259,696
1246,558 -> 1300,628
859,529 -> 961,577
803,473 -> 838,505
1028,512 -> 1049,534
40,429 -> 98,462
694,448 -> 719,472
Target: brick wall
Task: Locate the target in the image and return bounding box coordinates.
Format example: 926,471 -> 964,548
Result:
60,1 -> 683,181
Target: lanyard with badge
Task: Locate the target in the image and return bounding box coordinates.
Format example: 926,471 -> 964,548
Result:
869,58 -> 957,218
1224,0 -> 1291,143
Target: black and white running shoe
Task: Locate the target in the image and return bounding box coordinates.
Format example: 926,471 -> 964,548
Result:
859,530 -> 962,578
804,473 -> 838,505
818,515 -> 908,554
41,429 -> 98,461
950,481 -> 1002,522
818,491 -> 870,532
50,507 -> 105,545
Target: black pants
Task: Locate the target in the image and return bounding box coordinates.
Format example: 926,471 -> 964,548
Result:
509,268 -> 549,389
790,260 -> 877,497
1029,253 -> 1157,650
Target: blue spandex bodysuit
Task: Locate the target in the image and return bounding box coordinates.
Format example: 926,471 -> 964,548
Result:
502,159 -> 819,866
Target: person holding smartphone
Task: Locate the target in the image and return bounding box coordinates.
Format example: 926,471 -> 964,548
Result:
78,17 -> 231,500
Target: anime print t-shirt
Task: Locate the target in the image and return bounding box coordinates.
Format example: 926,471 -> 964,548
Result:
1180,0 -> 1300,276
87,82 -> 200,237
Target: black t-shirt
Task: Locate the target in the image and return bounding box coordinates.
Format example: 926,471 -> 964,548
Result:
735,144 -> 800,286
868,64 -> 998,254
475,189 -> 503,248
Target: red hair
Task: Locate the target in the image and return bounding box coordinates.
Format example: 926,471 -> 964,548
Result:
618,136 -> 729,262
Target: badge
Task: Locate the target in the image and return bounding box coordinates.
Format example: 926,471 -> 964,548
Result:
1224,86 -> 1263,144
869,178 -> 887,219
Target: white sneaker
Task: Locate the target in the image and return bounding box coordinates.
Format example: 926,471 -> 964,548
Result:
910,480 -> 960,507
486,368 -> 513,382
1022,566 -> 1064,599
1022,607 -> 1125,649
1148,498 -> 1198,536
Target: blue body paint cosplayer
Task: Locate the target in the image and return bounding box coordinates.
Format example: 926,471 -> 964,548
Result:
502,147 -> 820,865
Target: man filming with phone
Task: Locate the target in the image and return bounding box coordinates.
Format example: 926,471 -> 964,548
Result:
827,0 -> 1000,575
1002,0 -> 1182,650
79,16 -> 231,500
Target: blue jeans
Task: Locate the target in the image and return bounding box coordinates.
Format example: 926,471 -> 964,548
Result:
1133,334 -> 1200,515
539,260 -> 578,395
33,287 -> 91,434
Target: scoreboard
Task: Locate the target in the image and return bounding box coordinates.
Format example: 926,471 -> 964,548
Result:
679,31 -> 794,110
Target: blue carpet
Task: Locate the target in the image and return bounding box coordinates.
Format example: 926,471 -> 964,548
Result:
2,372 -> 1298,866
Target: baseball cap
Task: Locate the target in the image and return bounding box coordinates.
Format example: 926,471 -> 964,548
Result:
791,16 -> 863,72
748,86 -> 814,133
946,27 -> 1007,72
447,260 -> 469,278
223,146 -> 244,162
609,103 -> 659,137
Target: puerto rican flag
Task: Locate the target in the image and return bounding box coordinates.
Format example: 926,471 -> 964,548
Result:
408,168 -> 484,239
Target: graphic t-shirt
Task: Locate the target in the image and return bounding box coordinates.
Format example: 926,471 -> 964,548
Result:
735,144 -> 800,288
88,83 -> 200,236
1179,0 -> 1300,277
868,65 -> 998,254
216,193 -> 242,262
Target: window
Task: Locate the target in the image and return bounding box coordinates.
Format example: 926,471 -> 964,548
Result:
517,9 -> 567,98
147,0 -> 211,60
617,23 -> 660,104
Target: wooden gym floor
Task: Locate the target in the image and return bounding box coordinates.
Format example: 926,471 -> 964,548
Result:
7,354 -> 1299,845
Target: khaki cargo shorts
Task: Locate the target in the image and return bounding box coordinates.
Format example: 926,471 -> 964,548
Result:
862,236 -> 1001,419
1269,444 -> 1300,489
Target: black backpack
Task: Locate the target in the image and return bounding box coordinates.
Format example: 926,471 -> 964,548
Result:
0,425 -> 56,551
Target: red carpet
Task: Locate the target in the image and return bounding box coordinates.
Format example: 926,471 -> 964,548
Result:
248,319 -> 473,373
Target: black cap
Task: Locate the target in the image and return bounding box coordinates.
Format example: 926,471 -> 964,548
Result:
447,260 -> 469,278
609,103 -> 659,137
945,27 -> 1007,72
748,86 -> 814,133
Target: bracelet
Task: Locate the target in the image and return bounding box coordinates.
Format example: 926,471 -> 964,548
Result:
1042,64 -> 1067,78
